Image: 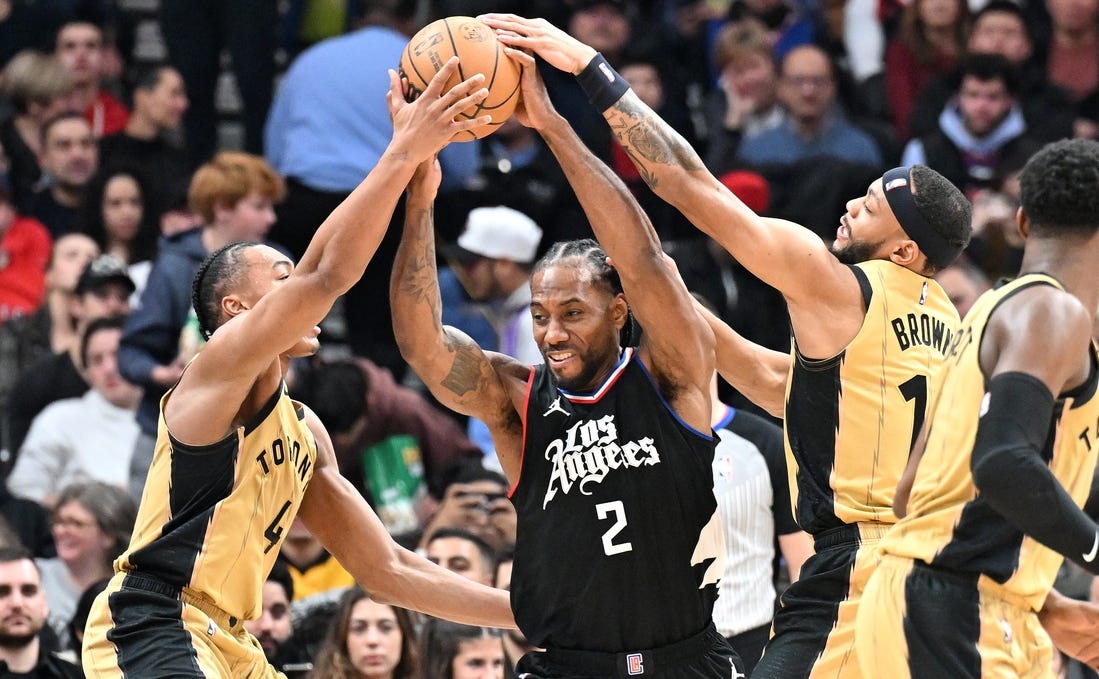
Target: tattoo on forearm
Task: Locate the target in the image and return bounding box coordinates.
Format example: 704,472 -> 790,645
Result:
441,339 -> 485,397
609,97 -> 705,186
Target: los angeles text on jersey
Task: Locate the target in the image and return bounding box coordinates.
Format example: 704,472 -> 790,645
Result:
542,415 -> 660,509
255,432 -> 312,483
890,312 -> 954,354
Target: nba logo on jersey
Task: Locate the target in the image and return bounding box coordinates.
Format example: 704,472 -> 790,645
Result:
206,619 -> 218,636
627,653 -> 645,675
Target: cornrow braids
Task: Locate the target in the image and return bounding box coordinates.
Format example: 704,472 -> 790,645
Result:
533,238 -> 639,347
191,241 -> 256,340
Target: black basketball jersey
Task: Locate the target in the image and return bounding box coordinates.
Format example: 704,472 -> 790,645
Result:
509,347 -> 725,652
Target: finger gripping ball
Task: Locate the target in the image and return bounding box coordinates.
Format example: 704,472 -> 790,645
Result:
399,16 -> 521,141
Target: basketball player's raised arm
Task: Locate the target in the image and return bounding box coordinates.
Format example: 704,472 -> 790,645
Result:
507,48 -> 713,423
970,286 -> 1099,573
483,15 -> 856,310
297,406 -> 517,630
391,159 -> 528,481
693,299 -> 789,418
174,62 -> 492,430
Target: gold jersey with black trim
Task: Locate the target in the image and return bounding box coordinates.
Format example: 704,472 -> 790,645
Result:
784,259 -> 959,534
880,273 -> 1099,610
115,383 -> 317,622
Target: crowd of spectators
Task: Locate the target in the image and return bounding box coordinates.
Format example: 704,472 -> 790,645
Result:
2,0 -> 1099,676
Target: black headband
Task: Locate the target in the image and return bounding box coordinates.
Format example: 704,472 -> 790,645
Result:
881,167 -> 959,269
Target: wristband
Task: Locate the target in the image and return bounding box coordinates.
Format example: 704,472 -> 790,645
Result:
576,53 -> 630,112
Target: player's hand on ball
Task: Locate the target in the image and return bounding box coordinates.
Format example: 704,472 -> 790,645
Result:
481,14 -> 597,75
502,47 -> 556,131
387,58 -> 490,159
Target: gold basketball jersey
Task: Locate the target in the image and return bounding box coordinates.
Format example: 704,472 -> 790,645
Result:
784,260 -> 959,534
116,384 -> 317,621
882,274 -> 1099,610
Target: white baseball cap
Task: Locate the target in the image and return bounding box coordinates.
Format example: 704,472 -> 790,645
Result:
445,206 -> 543,264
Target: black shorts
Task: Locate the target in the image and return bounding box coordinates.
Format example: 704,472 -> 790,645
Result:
751,522 -> 888,679
515,624 -> 744,679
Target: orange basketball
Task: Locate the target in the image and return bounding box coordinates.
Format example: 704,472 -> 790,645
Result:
398,16 -> 521,141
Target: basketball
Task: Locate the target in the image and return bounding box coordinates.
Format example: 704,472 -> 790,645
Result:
398,16 -> 521,141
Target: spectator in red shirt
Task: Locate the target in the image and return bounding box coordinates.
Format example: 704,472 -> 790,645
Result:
54,21 -> 128,138
885,0 -> 969,141
0,177 -> 52,323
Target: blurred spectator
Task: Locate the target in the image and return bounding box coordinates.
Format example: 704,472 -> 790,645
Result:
79,168 -> 156,298
438,206 -> 543,464
5,253 -> 131,458
0,2 -> 70,68
120,151 -> 283,501
0,176 -> 51,323
492,545 -> 534,672
884,0 -> 968,141
439,206 -> 542,364
289,356 -> 483,514
1078,90 -> 1099,140
419,618 -> 506,679
420,461 -> 514,555
244,557 -> 312,673
934,255 -> 991,319
736,45 -> 883,168
53,20 -> 128,138
308,585 -> 420,679
0,233 -> 97,458
708,369 -> 811,673
0,546 -> 82,678
902,53 -> 1041,198
705,19 -> 783,175
1044,0 -> 1099,105
0,485 -> 54,559
37,481 -> 135,649
425,527 -> 498,587
724,0 -> 817,62
0,51 -> 76,213
964,183 -> 1026,280
159,0 -> 276,162
910,0 -> 1077,145
8,315 -> 138,506
98,64 -> 191,223
280,518 -> 355,603
265,0 -> 476,371
28,112 -> 98,238
62,575 -> 108,663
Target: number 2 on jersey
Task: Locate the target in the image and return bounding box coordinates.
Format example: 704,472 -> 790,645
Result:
596,500 -> 633,556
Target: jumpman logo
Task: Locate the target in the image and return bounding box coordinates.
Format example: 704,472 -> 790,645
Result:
543,396 -> 569,418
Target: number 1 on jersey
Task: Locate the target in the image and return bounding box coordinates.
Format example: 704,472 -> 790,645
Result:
596,500 -> 633,556
899,374 -> 928,453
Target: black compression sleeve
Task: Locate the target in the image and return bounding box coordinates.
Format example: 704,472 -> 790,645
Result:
970,372 -> 1099,574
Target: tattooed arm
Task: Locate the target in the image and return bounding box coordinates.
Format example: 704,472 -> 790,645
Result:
484,14 -> 860,314
504,47 -> 714,432
390,159 -> 528,481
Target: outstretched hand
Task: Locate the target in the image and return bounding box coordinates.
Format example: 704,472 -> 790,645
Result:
386,57 -> 491,161
1039,589 -> 1099,669
480,14 -> 597,75
501,47 -> 558,131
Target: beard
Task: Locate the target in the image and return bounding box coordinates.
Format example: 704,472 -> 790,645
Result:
545,346 -> 614,393
830,238 -> 886,266
0,630 -> 38,649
